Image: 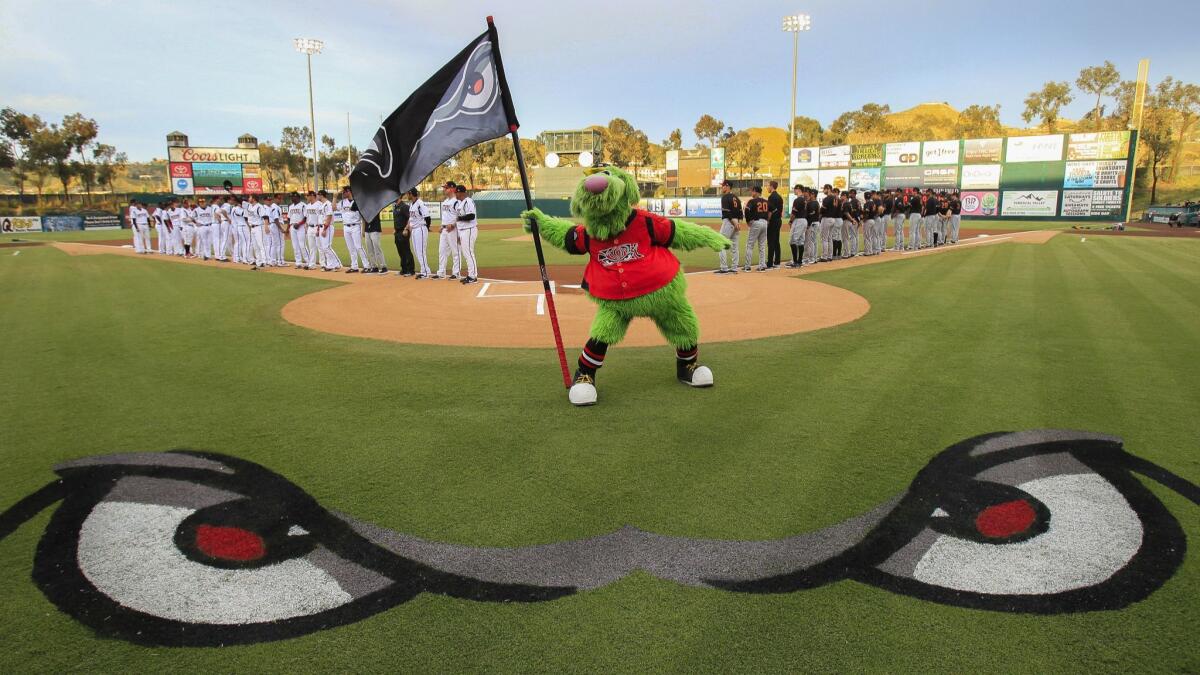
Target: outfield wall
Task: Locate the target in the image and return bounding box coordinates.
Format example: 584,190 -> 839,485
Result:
789,131 -> 1138,221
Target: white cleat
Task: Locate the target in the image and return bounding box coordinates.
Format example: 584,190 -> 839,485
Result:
568,378 -> 598,406
678,363 -> 714,388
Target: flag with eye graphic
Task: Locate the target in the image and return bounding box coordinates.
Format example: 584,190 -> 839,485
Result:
350,18 -> 518,222
353,16 -> 573,389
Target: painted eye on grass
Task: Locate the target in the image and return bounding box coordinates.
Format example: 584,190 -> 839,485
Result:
974,499 -> 1038,539
173,499 -> 316,570
194,524 -> 266,561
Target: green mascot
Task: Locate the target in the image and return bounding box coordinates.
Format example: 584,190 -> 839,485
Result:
522,167 -> 731,406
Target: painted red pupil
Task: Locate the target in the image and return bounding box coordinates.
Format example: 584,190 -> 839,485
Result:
975,499 -> 1037,538
195,525 -> 266,561
472,77 -> 484,94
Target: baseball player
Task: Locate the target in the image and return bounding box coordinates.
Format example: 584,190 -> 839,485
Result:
435,181 -> 461,279
363,206 -> 387,274
128,201 -> 150,253
787,185 -> 806,267
454,184 -> 479,284
803,188 -> 820,264
339,186 -> 369,273
186,199 -> 204,259
861,192 -> 876,257
407,188 -> 431,278
716,180 -> 741,274
302,191 -> 324,269
742,185 -> 769,271
317,190 -> 342,271
841,191 -> 858,258
891,189 -> 906,252
170,199 -> 191,258
226,197 -> 249,264
264,194 -> 284,266
948,190 -> 961,244
150,203 -> 166,254
819,186 -> 836,262
907,191 -> 923,251
245,194 -> 267,269
196,197 -> 217,260
288,193 -> 308,268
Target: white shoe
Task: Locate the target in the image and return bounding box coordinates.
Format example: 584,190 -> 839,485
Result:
679,364 -> 714,387
568,380 -> 598,406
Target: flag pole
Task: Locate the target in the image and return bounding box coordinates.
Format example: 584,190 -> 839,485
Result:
488,16 -> 571,388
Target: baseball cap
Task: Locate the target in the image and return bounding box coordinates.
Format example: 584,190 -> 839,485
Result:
455,185 -> 466,193
442,181 -> 457,189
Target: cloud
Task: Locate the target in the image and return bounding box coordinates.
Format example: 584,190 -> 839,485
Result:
9,94 -> 88,114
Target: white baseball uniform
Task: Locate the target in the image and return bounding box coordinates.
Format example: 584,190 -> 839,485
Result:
455,196 -> 478,279
339,197 -> 368,270
303,201 -> 323,269
229,203 -> 249,263
436,196 -> 460,277
129,206 -> 151,253
289,201 -> 309,267
246,202 -> 267,266
216,202 -> 232,260
265,203 -> 283,265
319,198 -> 341,269
408,198 -> 431,277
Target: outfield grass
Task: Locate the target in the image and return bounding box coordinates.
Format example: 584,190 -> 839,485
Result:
0,235 -> 1198,672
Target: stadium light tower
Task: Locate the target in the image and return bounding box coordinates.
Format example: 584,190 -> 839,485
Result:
294,37 -> 324,191
782,14 -> 811,180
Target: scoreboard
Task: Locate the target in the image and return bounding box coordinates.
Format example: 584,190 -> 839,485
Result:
168,146 -> 263,195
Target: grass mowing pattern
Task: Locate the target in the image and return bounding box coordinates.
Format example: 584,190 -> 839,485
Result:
0,236 -> 1196,671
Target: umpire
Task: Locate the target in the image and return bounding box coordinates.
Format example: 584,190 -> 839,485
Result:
392,197 -> 415,276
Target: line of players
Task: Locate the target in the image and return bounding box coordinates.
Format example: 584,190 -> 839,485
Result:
716,181 -> 963,272
126,187 -> 391,273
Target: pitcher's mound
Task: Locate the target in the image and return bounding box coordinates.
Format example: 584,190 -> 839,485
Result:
282,271 -> 869,348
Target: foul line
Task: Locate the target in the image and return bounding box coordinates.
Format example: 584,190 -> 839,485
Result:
898,234 -> 1014,255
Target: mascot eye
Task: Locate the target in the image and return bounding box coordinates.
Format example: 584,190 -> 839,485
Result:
70,478 -> 369,626
893,471 -> 1142,597
459,61 -> 496,112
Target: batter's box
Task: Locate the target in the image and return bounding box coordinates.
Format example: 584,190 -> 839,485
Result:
474,280 -> 558,315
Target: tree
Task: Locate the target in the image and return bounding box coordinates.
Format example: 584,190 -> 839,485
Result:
828,103 -> 894,143
31,125 -> 74,195
1,108 -> 45,197
954,104 -> 1003,137
662,128 -> 682,151
1022,81 -> 1073,132
61,113 -> 99,195
281,126 -> 314,187
1076,61 -> 1121,131
724,129 -> 762,178
1138,87 -> 1175,204
258,142 -> 288,192
603,118 -> 649,168
788,116 -> 824,145
1157,77 -> 1200,181
93,143 -> 125,193
694,114 -> 725,149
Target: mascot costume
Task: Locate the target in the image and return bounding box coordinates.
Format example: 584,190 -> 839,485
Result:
522,167 -> 731,406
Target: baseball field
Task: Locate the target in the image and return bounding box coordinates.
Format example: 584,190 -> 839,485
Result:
1,222 -> 1198,672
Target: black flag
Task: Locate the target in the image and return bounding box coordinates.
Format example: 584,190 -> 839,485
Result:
351,24 -> 517,222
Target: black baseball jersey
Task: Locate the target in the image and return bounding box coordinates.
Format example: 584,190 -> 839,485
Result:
720,193 -> 743,220
744,196 -> 770,222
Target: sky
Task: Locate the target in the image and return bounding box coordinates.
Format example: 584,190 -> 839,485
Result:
2,0 -> 1198,161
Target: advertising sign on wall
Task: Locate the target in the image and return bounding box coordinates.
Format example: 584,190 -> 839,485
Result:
849,167 -> 881,191
790,146 -> 818,169
1001,190 -> 1059,216
709,148 -> 725,187
685,197 -> 722,218
0,216 -> 43,233
817,168 -> 849,191
639,198 -> 664,215
790,169 -> 819,189
1064,160 -> 1128,189
882,166 -> 924,188
963,138 -> 1003,164
41,216 -> 86,231
663,197 -> 686,217
922,140 -> 960,165
960,191 -> 999,216
851,144 -> 883,167
819,145 -> 851,168
1061,190 -> 1123,217
885,141 -> 921,167
1005,134 -> 1065,163
1066,131 -> 1131,160
168,145 -> 262,195
960,164 -> 1002,189
922,166 -> 959,187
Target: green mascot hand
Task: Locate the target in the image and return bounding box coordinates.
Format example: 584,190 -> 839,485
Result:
520,207 -> 574,248
670,219 -> 733,252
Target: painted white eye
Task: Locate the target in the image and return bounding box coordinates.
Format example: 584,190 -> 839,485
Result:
77,500 -> 353,625
912,473 -> 1143,595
